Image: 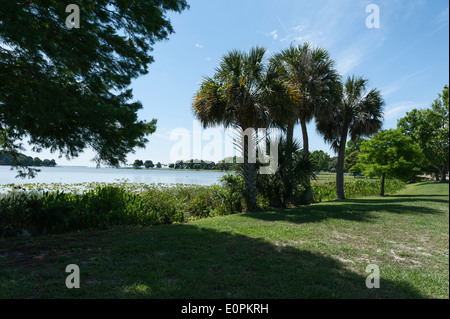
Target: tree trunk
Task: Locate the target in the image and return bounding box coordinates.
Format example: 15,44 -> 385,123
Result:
243,134 -> 258,212
284,121 -> 295,206
380,173 -> 386,196
440,165 -> 447,183
286,121 -> 294,152
300,118 -> 314,204
335,128 -> 348,200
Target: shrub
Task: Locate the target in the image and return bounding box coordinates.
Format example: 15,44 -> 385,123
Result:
311,179 -> 405,202
0,178 -> 406,238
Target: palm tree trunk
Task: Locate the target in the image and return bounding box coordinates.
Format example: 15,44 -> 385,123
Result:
300,118 -> 314,204
380,172 -> 386,196
243,134 -> 258,212
286,121 -> 294,151
285,121 -> 295,206
335,127 -> 348,200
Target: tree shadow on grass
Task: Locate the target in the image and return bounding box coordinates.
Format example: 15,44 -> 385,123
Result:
349,197 -> 449,206
108,225 -> 427,299
0,224 -> 428,299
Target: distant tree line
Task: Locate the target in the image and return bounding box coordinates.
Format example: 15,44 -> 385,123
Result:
131,157 -> 241,171
132,160 -> 163,169
0,152 -> 57,167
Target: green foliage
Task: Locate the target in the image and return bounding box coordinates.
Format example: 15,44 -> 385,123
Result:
0,178 -> 250,237
192,46 -> 298,211
144,160 -> 155,169
317,75 -> 385,200
345,151 -> 360,174
345,138 -> 365,157
212,174 -> 244,216
0,151 -> 56,167
1,0 -> 189,176
256,138 -> 315,208
327,157 -> 338,173
172,159 -> 221,170
0,175 -> 409,238
398,85 -> 449,181
311,179 -> 406,202
357,129 -> 423,182
133,160 -> 144,169
310,150 -> 332,172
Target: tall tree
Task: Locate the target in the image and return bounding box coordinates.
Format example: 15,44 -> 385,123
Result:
345,137 -> 365,157
0,0 -> 188,177
398,85 -> 449,182
357,129 -> 423,196
344,151 -> 360,174
133,159 -> 143,169
144,160 -> 154,169
310,150 -> 331,172
193,47 -> 286,211
317,75 -> 384,200
271,43 -> 341,203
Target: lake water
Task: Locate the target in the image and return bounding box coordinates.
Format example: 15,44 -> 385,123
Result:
0,166 -> 230,186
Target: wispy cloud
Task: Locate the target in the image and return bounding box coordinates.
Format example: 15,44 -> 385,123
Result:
267,1 -> 387,76
381,69 -> 429,97
269,30 -> 279,40
335,51 -> 364,76
195,43 -> 204,49
276,15 -> 289,34
384,101 -> 426,120
433,6 -> 449,32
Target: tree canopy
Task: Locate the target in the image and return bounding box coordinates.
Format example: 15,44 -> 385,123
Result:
317,75 -> 384,199
0,0 -> 189,177
310,150 -> 331,172
193,46 -> 285,211
356,129 -> 423,195
397,85 -> 449,182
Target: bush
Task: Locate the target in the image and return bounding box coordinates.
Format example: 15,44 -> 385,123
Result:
0,177 -> 406,238
256,138 -> 315,208
311,179 -> 406,202
0,180 -> 245,237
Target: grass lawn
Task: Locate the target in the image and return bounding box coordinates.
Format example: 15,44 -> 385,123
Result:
0,182 -> 448,299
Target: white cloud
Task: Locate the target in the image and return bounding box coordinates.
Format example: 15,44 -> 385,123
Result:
384,101 -> 426,120
434,6 -> 449,32
335,52 -> 364,76
380,69 -> 429,97
195,43 -> 204,48
269,29 -> 279,40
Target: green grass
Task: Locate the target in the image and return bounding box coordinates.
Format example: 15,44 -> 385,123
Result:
0,182 -> 448,299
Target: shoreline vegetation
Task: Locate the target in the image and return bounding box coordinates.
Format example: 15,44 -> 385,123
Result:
0,174 -> 406,238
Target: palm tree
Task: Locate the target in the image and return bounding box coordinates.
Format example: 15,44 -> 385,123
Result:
271,43 -> 341,204
193,47 -> 288,211
317,75 -> 384,200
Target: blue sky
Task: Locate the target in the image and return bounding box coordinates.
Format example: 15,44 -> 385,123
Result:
28,0 -> 449,166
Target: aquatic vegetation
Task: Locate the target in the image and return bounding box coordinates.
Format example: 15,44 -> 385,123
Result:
0,178 -> 405,237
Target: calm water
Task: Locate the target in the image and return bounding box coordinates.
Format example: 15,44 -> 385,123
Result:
0,166 -> 230,186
